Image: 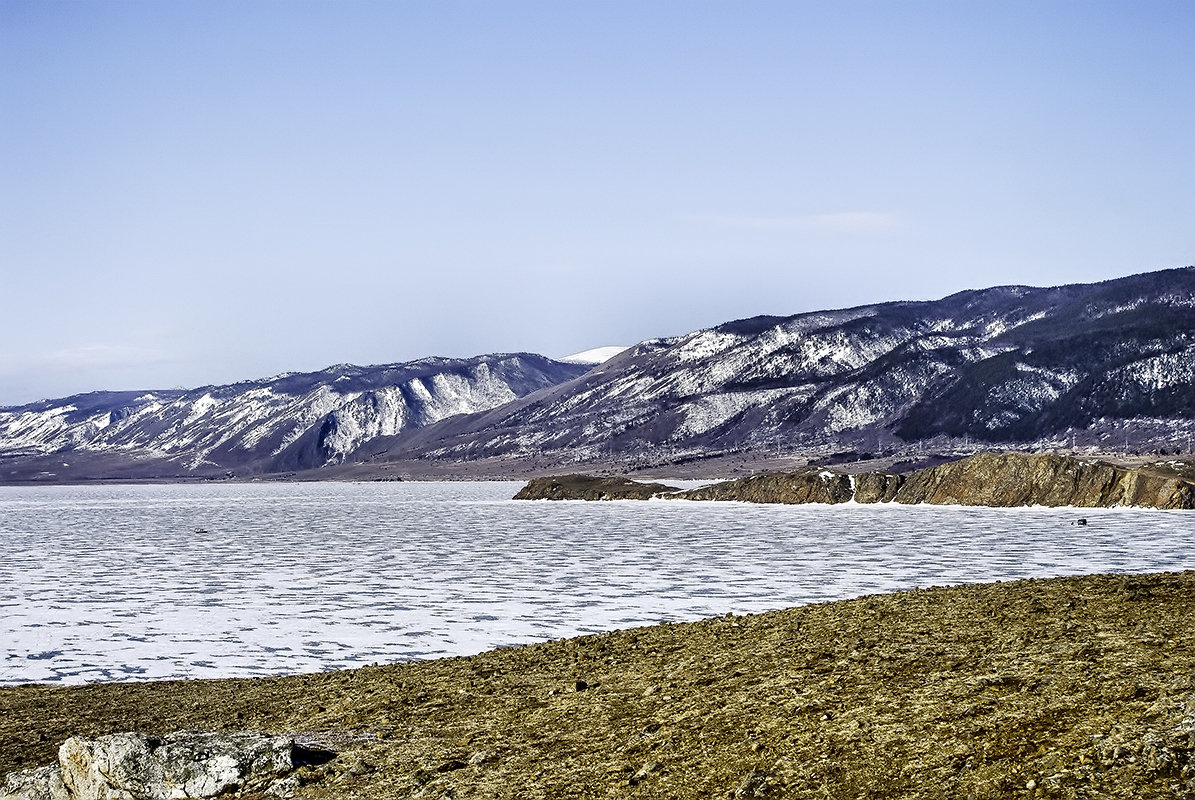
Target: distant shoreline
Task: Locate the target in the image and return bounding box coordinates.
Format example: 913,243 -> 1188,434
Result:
2,447 -> 1192,487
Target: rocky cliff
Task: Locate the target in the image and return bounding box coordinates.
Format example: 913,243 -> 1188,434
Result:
672,468 -> 855,505
516,453 -> 1195,509
885,452 -> 1195,508
673,452 -> 1195,509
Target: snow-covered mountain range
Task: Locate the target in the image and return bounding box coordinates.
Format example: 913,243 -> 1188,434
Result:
0,354 -> 588,480
359,267 -> 1195,466
2,268 -> 1193,481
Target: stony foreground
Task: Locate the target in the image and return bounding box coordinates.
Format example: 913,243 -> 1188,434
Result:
2,572 -> 1194,799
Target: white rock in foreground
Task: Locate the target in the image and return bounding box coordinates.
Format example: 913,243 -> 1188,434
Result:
1,765 -> 69,800
2,731 -> 299,800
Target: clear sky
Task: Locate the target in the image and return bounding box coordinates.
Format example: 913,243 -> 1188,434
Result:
2,1 -> 1193,405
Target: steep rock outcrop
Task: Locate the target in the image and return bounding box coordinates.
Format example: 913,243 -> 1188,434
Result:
853,471 -> 905,504
512,475 -> 678,501
667,469 -> 854,504
518,453 -> 1195,509
888,452 -> 1195,508
669,453 -> 1195,509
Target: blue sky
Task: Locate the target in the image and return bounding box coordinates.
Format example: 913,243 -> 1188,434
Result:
2,1 -> 1193,405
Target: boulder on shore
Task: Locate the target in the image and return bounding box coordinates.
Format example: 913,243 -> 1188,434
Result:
2,730 -> 320,800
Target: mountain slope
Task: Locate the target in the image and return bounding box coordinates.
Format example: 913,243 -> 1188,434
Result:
0,354 -> 590,480
367,267 -> 1195,464
4,268 -> 1192,482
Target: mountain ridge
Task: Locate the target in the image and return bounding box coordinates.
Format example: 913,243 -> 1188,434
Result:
0,353 -> 589,481
3,267 -> 1193,482
354,266 -> 1195,469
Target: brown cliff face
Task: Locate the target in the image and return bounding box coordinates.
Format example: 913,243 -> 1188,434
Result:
669,453 -> 1195,509
511,474 -> 679,501
889,452 -> 1195,508
852,471 -> 905,504
513,453 -> 1195,509
665,469 -> 855,504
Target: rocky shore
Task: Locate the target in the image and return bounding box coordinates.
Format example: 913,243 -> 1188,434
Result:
514,453 -> 1195,509
3,572 -> 1194,799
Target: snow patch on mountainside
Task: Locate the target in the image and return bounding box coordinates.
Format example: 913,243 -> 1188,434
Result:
671,331 -> 744,363
560,346 -> 629,365
1114,349 -> 1195,391
675,389 -> 792,438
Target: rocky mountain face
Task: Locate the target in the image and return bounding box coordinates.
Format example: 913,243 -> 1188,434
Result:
374,267 -> 1195,466
0,355 -> 589,480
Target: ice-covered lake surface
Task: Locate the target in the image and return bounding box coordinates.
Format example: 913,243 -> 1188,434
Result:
2,480 -> 1193,685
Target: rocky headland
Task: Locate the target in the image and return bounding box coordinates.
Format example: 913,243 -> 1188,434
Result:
2,572 -> 1194,799
511,474 -> 679,501
514,453 -> 1195,510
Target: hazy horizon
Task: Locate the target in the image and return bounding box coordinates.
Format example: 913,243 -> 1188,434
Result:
4,2 -> 1193,406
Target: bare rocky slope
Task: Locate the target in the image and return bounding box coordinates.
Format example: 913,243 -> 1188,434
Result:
2,572 -> 1193,799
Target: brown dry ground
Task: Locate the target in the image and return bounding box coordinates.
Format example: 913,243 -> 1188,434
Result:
3,572 -> 1194,799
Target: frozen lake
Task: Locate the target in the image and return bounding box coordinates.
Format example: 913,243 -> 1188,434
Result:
2,480 -> 1193,685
